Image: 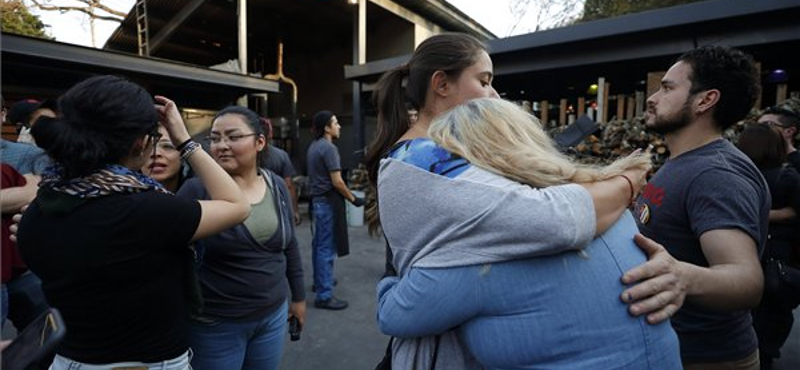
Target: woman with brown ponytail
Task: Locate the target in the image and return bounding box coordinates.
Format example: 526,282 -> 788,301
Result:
364,33 -> 687,369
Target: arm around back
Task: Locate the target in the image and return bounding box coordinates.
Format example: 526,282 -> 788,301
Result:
580,168 -> 648,236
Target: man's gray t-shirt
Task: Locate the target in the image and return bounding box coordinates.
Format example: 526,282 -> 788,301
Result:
261,145 -> 296,179
306,139 -> 340,197
633,139 -> 770,362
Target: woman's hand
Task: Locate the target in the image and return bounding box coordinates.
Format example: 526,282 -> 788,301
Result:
154,95 -> 191,144
9,211 -> 24,243
289,300 -> 307,327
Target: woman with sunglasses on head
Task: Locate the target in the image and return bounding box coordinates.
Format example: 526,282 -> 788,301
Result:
16,75 -> 250,369
142,125 -> 186,192
364,33 -> 687,369
177,106 -> 306,370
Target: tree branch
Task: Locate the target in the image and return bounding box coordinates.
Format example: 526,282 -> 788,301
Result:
29,0 -> 124,22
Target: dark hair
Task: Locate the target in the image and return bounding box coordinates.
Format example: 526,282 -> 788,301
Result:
677,45 -> 761,131
212,105 -> 266,166
737,124 -> 786,169
312,110 -> 334,140
363,33 -> 487,234
762,106 -> 800,130
47,75 -> 158,179
30,115 -> 59,151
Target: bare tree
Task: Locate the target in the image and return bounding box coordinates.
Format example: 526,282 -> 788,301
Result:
507,0 -> 583,36
27,0 -> 127,46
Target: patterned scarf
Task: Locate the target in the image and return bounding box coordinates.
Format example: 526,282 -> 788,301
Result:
41,164 -> 171,198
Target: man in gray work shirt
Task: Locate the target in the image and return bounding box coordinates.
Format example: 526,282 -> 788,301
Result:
306,110 -> 364,310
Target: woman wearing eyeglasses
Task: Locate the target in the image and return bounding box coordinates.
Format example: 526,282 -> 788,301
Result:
142,125 -> 186,192
177,106 -> 306,370
16,75 -> 250,369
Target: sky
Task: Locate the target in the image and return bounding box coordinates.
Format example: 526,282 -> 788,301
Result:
29,0 -> 582,47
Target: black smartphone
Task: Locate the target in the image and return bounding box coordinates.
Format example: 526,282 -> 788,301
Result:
2,308 -> 66,370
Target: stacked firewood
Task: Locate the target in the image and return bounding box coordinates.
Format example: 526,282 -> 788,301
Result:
347,164 -> 370,191
551,112 -> 763,172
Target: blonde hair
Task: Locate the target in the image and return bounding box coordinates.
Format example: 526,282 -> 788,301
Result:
429,98 -> 651,187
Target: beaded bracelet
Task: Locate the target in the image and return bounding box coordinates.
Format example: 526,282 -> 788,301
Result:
175,138 -> 193,152
618,174 -> 636,205
180,141 -> 201,161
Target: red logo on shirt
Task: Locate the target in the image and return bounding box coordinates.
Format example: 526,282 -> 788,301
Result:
641,183 -> 665,207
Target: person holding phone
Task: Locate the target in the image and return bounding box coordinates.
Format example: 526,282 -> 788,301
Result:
1,308 -> 66,370
178,106 -> 306,370
16,75 -> 250,369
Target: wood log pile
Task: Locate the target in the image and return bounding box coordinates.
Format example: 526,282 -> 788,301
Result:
548,112 -> 763,173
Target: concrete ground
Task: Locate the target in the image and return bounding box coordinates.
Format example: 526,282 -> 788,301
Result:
282,206 -> 800,370
279,213 -> 388,370
3,205 -> 799,369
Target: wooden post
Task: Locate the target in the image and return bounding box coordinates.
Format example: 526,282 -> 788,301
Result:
559,99 -> 567,126
616,94 -> 625,121
577,97 -> 585,118
635,91 -> 645,118
626,96 -> 635,120
777,84 -> 788,104
646,72 -> 665,100
540,100 -> 549,126
602,81 -> 610,123
597,77 -> 606,123
754,62 -> 762,110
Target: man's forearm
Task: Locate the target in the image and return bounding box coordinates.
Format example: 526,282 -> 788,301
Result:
682,261 -> 763,311
332,180 -> 354,202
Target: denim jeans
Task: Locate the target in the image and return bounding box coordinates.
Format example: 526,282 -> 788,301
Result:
312,200 -> 336,301
48,351 -> 191,370
189,301 -> 288,370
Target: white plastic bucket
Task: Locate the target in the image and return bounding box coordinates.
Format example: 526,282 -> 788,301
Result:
346,190 -> 365,227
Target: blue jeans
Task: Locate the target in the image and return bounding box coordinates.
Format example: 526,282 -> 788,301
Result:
49,351 -> 191,370
189,301 -> 288,370
312,200 -> 336,301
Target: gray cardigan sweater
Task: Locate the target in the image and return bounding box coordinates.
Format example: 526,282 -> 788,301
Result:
378,158 -> 595,370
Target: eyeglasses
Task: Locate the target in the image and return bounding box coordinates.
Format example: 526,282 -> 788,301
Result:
205,133 -> 258,145
155,142 -> 177,152
760,120 -> 792,129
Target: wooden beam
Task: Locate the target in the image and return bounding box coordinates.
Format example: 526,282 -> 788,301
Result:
596,77 -> 606,123
559,99 -> 567,126
616,94 -> 625,121
777,83 -> 788,104
540,100 -> 549,125
150,0 -> 207,54
577,97 -> 585,118
626,96 -> 635,120
602,81 -> 610,123
646,72 -> 665,100
635,91 -> 645,118
754,62 -> 762,110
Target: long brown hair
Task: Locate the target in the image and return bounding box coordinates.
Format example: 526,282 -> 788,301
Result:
364,33 -> 487,234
